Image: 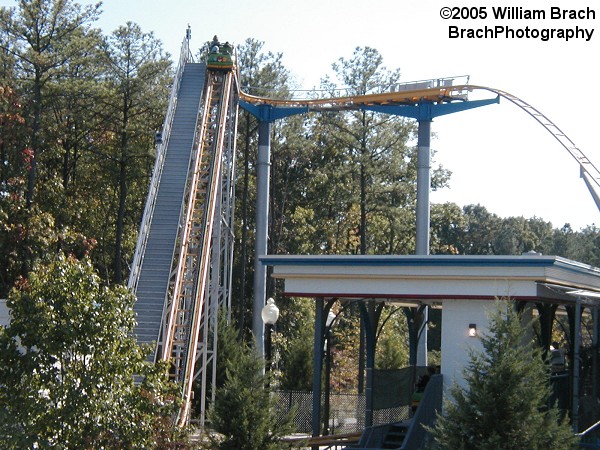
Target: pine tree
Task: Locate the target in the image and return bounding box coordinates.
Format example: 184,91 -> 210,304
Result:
430,300 -> 578,450
206,316 -> 295,450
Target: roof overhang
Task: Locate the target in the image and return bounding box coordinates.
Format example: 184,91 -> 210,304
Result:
260,254 -> 600,307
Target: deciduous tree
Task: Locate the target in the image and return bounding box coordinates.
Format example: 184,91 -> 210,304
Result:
0,255 -> 184,448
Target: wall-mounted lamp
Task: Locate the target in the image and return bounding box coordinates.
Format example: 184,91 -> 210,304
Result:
468,323 -> 477,337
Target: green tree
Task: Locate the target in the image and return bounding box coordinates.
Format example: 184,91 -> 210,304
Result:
430,300 -> 577,450
430,202 -> 465,255
0,84 -> 30,295
315,46 -> 422,255
100,22 -> 171,283
0,0 -> 101,209
563,225 -> 600,267
0,255 -> 184,449
275,297 -> 315,391
0,0 -> 104,283
207,315 -> 295,450
375,307 -> 409,370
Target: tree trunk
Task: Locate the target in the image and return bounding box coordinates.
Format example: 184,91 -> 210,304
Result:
114,102 -> 129,284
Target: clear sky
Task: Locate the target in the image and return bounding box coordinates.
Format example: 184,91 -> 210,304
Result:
2,0 -> 599,230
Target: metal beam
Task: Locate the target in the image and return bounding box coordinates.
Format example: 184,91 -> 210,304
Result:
253,121 -> 272,358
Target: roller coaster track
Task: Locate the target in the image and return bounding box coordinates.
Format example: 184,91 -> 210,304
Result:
469,86 -> 600,201
241,83 -> 600,207
239,83 -> 470,110
163,69 -> 237,426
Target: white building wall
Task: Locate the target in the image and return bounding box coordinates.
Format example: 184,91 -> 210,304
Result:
440,299 -> 491,391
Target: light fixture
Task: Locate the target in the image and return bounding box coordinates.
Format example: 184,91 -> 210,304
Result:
468,323 -> 477,337
261,298 -> 280,325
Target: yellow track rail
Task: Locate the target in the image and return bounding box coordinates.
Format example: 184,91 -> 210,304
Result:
240,84 -> 471,109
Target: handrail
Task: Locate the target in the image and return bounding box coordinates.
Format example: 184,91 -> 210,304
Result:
285,431 -> 362,447
577,418 -> 600,437
239,84 -> 471,109
128,28 -> 192,291
401,374 -> 443,450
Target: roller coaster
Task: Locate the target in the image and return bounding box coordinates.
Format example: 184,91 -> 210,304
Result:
128,30 -> 600,426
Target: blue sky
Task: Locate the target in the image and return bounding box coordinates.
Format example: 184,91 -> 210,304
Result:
2,0 -> 599,230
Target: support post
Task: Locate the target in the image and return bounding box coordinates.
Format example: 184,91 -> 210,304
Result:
312,297 -> 325,444
415,118 -> 431,367
253,121 -> 271,358
323,328 -> 332,435
415,119 -> 431,256
593,307 -> 599,404
360,302 -> 381,428
573,298 -> 581,432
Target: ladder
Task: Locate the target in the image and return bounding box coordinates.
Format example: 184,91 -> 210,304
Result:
161,69 -> 237,426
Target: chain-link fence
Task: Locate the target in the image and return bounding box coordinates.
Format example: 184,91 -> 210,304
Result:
273,390 -> 411,435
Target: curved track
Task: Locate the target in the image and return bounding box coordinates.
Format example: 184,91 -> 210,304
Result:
241,83 -> 600,205
469,85 -> 600,195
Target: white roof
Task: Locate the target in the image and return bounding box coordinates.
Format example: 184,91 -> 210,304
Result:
260,254 -> 600,306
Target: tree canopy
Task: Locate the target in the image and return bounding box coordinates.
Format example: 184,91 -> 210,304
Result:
0,255 -> 184,448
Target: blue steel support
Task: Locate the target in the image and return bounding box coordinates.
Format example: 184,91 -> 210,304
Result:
364,97 -> 499,368
240,101 -> 308,122
359,302 -> 382,428
242,102 -> 308,359
573,297 -> 581,432
416,119 -> 431,366
581,168 -> 600,212
416,119 -> 431,256
361,96 -> 499,119
310,299 -> 337,441
253,120 -> 271,358
250,96 -> 500,434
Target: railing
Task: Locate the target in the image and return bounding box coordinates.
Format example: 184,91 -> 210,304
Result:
390,75 -> 469,92
273,390 -> 367,435
401,374 -> 443,450
579,419 -> 600,449
285,432 -> 362,449
242,75 -> 470,102
127,28 -> 193,291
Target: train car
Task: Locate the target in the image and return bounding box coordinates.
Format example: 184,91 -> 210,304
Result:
206,37 -> 234,70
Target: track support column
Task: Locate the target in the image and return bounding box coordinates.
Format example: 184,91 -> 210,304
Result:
416,119 -> 431,256
416,118 -> 431,367
253,120 -> 271,358
241,102 -> 308,360
311,297 -> 325,446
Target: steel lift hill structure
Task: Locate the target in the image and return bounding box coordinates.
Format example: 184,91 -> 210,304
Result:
128,29 -> 600,427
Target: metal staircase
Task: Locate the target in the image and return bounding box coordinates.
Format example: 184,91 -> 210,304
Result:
130,62 -> 205,356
